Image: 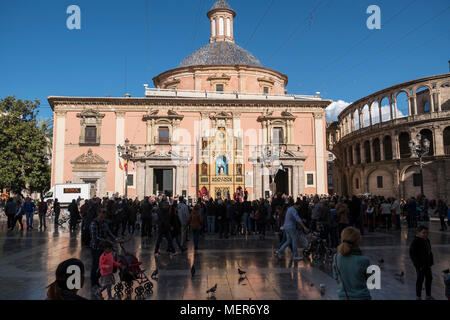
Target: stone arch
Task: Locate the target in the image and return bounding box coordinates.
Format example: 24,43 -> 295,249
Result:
395,91 -> 409,118
444,126 -> 450,155
380,97 -> 391,122
364,140 -> 371,163
440,81 -> 450,111
362,104 -> 370,127
402,165 -> 437,200
399,132 -> 411,158
383,135 -> 393,160
367,168 -> 394,198
370,101 -> 380,124
354,109 -> 360,130
355,143 -> 361,164
419,128 -> 434,156
373,138 -> 381,162
415,86 -> 432,115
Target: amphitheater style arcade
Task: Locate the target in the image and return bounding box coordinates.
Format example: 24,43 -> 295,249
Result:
327,73 -> 450,202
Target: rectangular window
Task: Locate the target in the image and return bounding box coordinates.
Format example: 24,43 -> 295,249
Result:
307,174 -> 314,186
272,127 -> 284,144
413,173 -> 422,187
216,84 -> 224,92
158,127 -> 169,144
219,17 -> 224,36
127,174 -> 134,186
85,126 -> 97,144
377,176 -> 383,188
263,87 -> 269,95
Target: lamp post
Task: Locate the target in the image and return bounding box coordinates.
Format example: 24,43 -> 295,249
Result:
409,133 -> 430,197
117,138 -> 137,199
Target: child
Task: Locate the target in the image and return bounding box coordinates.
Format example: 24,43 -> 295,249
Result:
97,242 -> 121,300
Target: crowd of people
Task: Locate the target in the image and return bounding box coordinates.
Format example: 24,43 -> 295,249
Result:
1,192 -> 449,300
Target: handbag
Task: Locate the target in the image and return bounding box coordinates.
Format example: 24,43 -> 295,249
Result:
333,254 -> 350,300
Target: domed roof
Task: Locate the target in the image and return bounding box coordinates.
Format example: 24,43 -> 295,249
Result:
179,41 -> 263,68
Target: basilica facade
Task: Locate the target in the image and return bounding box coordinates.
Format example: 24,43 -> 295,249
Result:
49,0 -> 330,200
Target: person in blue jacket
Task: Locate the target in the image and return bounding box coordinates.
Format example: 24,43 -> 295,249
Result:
332,226 -> 371,300
23,197 -> 36,230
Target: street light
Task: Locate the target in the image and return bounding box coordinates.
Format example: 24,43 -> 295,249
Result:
409,133 -> 430,197
117,138 -> 137,199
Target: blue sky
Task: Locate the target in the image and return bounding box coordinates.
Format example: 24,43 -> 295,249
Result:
1,0 -> 449,121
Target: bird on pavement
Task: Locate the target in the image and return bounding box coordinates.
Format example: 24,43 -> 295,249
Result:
206,284 -> 217,294
191,264 -> 196,278
238,268 -> 246,276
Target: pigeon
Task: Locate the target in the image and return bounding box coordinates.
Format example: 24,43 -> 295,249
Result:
206,284 -> 217,294
238,268 -> 246,276
191,265 -> 196,278
151,269 -> 158,280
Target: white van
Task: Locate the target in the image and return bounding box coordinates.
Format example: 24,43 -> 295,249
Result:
44,184 -> 90,206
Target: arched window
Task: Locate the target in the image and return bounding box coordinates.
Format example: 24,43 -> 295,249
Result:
219,17 -> 224,36
419,129 -> 434,156
364,140 -> 371,163
399,132 -> 411,158
226,18 -> 231,37
216,155 -> 228,175
444,127 -> 450,155
373,138 -> 380,162
383,136 -> 393,160
212,18 -> 216,36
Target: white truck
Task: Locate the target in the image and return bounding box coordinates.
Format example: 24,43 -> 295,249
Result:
44,184 -> 90,206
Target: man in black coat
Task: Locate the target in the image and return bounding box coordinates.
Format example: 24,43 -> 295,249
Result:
409,225 -> 434,300
53,199 -> 61,228
5,198 -> 16,230
154,197 -> 175,255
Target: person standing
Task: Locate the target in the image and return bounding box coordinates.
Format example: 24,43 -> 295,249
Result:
380,198 -> 392,231
23,197 -> 35,230
275,202 -> 309,260
68,199 -> 79,232
336,198 -> 350,236
437,200 -> 448,231
407,197 -> 417,228
189,204 -> 203,250
53,199 -> 61,228
89,208 -> 118,292
391,197 -> 401,230
38,198 -> 48,230
154,197 -> 175,256
178,196 -> 190,249
5,198 -> 16,231
332,227 -> 371,300
409,225 -> 435,300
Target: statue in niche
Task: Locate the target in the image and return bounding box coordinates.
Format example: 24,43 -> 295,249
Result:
216,155 -> 228,176
236,164 -> 243,176
201,162 -> 208,176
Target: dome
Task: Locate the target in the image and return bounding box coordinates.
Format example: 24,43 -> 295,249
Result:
179,41 -> 263,68
211,0 -> 233,11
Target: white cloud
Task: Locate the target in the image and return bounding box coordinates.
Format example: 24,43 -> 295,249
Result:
326,100 -> 406,124
326,100 -> 351,121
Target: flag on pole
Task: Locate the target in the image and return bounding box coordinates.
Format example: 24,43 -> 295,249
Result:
119,159 -> 123,171
124,160 -> 128,172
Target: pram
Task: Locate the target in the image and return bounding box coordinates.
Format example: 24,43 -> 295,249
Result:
302,223 -> 334,266
113,243 -> 153,299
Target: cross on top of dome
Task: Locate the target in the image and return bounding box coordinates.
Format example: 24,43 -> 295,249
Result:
211,0 -> 233,11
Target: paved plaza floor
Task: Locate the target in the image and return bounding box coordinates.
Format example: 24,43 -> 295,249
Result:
0,216 -> 448,300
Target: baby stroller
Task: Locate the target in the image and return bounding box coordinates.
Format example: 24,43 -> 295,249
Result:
302,223 -> 334,267
113,243 -> 153,299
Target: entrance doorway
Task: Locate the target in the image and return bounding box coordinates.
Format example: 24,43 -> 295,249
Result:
274,167 -> 289,195
153,169 -> 173,196
83,179 -> 97,198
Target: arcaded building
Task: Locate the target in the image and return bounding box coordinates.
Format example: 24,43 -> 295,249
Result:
49,0 -> 330,200
327,73 -> 450,202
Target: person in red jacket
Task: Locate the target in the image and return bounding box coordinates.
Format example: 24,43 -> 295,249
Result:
96,242 -> 121,300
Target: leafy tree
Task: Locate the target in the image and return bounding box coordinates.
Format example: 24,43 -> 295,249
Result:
0,96 -> 51,196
